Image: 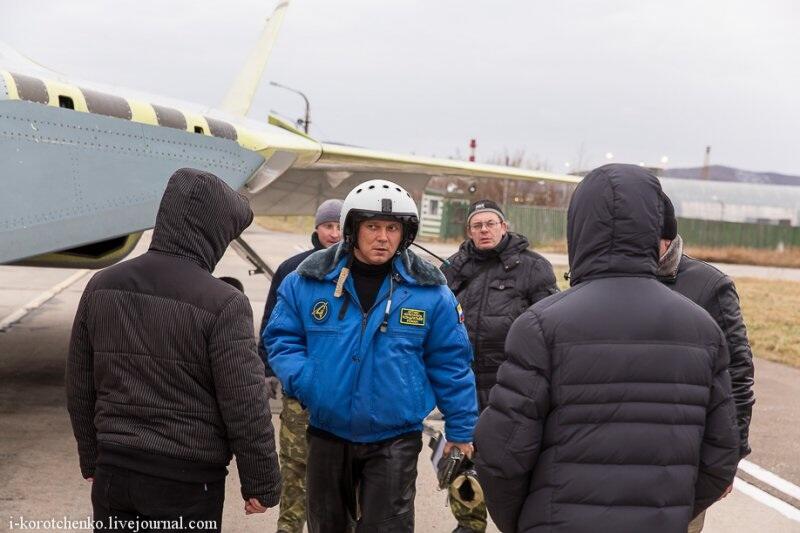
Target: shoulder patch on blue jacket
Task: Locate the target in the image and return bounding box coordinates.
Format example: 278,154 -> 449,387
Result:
311,299 -> 330,322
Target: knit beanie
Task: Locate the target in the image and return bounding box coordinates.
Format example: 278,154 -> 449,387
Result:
315,199 -> 343,227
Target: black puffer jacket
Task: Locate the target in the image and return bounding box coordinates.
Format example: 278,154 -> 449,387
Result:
442,233 -> 558,397
474,164 -> 739,533
67,168 -> 280,506
659,236 -> 755,457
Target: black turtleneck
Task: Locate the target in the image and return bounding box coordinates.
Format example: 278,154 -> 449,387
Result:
350,256 -> 392,312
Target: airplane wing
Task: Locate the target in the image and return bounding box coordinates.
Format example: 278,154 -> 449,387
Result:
245,123 -> 580,216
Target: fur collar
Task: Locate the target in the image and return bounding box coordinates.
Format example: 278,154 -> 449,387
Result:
296,243 -> 446,286
657,234 -> 683,280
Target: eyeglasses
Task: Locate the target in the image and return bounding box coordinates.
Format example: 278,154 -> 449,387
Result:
468,220 -> 500,231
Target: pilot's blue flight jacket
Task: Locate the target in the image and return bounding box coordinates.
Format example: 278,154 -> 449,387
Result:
265,244 -> 478,444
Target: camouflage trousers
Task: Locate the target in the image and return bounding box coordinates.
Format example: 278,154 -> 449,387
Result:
277,396 -> 309,533
449,470 -> 487,532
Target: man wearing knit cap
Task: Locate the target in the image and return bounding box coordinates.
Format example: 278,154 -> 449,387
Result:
441,198 -> 559,533
657,192 -> 755,533
257,198 -> 342,533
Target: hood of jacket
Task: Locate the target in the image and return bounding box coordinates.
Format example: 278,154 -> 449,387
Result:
149,168 -> 254,271
296,243 -> 446,286
567,164 -> 663,285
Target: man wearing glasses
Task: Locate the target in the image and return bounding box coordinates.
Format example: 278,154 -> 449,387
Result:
441,199 -> 559,533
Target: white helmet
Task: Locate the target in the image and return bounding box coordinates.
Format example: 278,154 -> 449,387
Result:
340,179 -> 419,251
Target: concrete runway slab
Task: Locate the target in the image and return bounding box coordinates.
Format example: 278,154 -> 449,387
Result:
1,225 -> 798,532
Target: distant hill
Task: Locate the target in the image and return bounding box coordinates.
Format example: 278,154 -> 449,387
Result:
665,165 -> 800,186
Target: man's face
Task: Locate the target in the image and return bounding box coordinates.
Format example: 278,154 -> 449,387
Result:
353,219 -> 403,265
468,212 -> 507,250
316,222 -> 341,248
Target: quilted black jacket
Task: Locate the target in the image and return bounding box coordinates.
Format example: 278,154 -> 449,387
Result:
474,164 -> 739,532
66,168 -> 280,506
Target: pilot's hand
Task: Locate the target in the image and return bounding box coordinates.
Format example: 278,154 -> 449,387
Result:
265,377 -> 281,400
718,483 -> 733,500
444,441 -> 474,459
244,497 -> 268,515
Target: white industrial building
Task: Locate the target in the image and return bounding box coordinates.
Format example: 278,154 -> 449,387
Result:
659,177 -> 799,226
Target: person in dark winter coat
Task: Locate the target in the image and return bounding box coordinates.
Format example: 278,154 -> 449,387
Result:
442,199 -> 559,409
257,198 -> 342,533
441,199 -> 558,533
657,194 -> 755,533
474,164 -> 740,533
67,168 -> 281,531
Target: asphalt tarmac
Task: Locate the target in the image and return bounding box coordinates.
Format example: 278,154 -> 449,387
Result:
1,225 -> 798,532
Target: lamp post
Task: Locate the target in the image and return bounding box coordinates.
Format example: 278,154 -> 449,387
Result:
270,81 -> 310,133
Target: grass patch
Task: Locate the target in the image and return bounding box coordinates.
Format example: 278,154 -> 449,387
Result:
551,266 -> 800,368
684,246 -> 800,269
534,241 -> 800,269
535,240 -> 567,254
734,277 -> 800,367
256,216 -> 315,234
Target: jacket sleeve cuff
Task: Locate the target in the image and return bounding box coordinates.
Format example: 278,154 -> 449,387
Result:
444,425 -> 474,444
241,490 -> 281,508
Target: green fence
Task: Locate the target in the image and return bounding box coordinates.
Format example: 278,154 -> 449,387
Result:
677,218 -> 800,249
440,202 -> 800,249
505,205 -> 569,246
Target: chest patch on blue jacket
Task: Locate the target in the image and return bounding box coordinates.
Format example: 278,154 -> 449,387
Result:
399,308 -> 426,326
311,299 -> 330,322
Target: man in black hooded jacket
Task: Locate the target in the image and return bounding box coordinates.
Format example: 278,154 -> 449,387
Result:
67,168 -> 281,531
474,164 -> 740,533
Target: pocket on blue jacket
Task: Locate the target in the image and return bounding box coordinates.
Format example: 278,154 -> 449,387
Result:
306,327 -> 345,425
377,331 -> 427,425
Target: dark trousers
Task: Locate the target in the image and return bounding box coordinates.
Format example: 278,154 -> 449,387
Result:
91,465 -> 225,532
306,433 -> 423,533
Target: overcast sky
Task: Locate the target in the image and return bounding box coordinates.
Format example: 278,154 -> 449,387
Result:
2,0 -> 798,175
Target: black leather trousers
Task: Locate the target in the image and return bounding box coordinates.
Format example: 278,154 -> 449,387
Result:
306,432 -> 422,533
